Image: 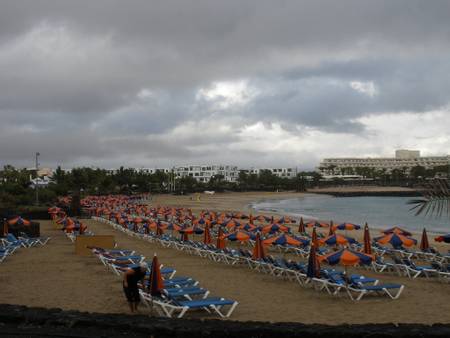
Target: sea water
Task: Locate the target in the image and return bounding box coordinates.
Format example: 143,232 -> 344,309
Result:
250,194 -> 450,234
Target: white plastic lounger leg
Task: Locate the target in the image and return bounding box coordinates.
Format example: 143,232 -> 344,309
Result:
410,269 -> 422,279
311,278 -> 330,293
383,285 -> 404,299
295,272 -> 307,285
210,301 -> 238,318
331,284 -> 345,296
177,306 -> 189,318
355,290 -> 367,301
438,271 -> 450,282
168,269 -> 177,279
349,288 -> 367,301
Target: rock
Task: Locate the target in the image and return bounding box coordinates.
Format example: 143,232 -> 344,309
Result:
0,303 -> 449,338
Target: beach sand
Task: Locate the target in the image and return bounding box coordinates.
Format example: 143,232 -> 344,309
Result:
150,191 -> 303,215
1,191 -> 450,324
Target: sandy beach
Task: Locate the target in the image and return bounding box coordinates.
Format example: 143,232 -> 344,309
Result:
1,191 -> 450,324
150,191 -> 304,215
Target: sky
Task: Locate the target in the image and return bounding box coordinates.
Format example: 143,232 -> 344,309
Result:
1,0 -> 450,170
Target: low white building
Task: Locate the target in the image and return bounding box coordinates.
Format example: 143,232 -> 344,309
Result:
319,150 -> 450,175
246,167 -> 297,178
140,165 -> 239,183
139,168 -> 171,175
30,176 -> 51,188
175,165 -> 239,183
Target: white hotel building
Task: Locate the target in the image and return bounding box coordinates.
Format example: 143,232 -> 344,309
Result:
140,165 -> 298,183
140,165 -> 239,183
318,150 -> 450,175
246,167 -> 297,178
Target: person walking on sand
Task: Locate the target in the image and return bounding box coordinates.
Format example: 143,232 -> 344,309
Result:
123,262 -> 148,313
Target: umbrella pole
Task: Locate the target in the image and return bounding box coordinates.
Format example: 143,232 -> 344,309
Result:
343,265 -> 349,285
146,273 -> 155,316
150,295 -> 154,316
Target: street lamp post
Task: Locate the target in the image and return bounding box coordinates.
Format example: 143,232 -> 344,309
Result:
35,152 -> 40,205
172,167 -> 176,193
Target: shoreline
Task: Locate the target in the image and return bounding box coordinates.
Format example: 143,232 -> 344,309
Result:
310,190 -> 422,197
248,194 -> 448,237
308,186 -> 422,197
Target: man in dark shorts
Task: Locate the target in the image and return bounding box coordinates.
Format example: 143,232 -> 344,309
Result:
123,262 -> 148,313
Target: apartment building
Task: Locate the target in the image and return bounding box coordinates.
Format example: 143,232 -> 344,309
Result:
140,165 -> 239,183
246,167 -> 297,178
319,150 -> 450,175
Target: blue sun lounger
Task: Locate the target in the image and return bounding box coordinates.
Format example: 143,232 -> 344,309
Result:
346,283 -> 405,301
4,234 -> 37,248
175,298 -> 238,318
163,287 -> 210,300
140,291 -> 238,318
19,233 -> 51,245
109,262 -> 176,279
142,277 -> 198,288
100,254 -> 145,266
91,247 -> 136,257
0,245 -> 17,256
0,249 -> 9,263
401,258 -> 438,278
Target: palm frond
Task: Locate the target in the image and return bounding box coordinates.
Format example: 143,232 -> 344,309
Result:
408,179 -> 450,218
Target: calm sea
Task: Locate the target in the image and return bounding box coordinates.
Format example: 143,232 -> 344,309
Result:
250,194 -> 450,234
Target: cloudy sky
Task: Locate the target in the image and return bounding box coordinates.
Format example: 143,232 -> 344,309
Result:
1,0 -> 450,170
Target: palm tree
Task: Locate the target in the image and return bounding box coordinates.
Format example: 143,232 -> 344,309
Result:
409,179 -> 450,217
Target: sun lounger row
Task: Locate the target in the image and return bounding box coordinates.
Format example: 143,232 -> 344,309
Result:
63,227 -> 94,242
97,215 -> 446,283
95,216 -> 406,301
369,255 -> 450,282
90,246 -> 176,279
138,272 -> 238,318
89,246 -> 238,318
0,233 -> 50,263
241,253 -> 405,301
311,269 -> 404,301
2,233 -> 50,247
372,242 -> 450,264
96,214 -> 316,257
104,212 -> 450,272
0,242 -> 18,263
139,290 -> 238,318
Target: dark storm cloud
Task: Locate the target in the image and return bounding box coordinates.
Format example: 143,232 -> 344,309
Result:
1,0 -> 450,167
0,125 -> 195,169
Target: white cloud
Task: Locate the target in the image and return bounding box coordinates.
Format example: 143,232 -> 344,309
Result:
350,81 -> 377,97
358,110 -> 450,156
136,89 -> 154,100
196,80 -> 257,109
